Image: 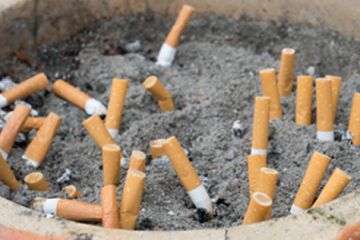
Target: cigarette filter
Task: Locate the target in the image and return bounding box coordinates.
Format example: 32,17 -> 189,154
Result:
0,73 -> 48,108
0,155 -> 19,190
326,75 -> 342,119
143,76 -> 174,112
163,136 -> 213,215
157,97 -> 175,112
347,93 -> 360,145
24,172 -> 49,191
156,5 -> 194,66
251,96 -> 271,155
119,169 -> 146,230
291,152 -> 330,214
129,150 -> 146,172
22,112 -> 62,168
243,192 -> 272,224
278,48 -> 295,96
83,114 -> 115,148
101,185 -> 120,228
21,116 -> 46,132
259,68 -> 283,119
63,185 -> 83,198
312,168 -> 351,208
52,80 -> 106,115
247,155 -> 267,196
295,75 -> 313,126
31,198 -> 102,222
150,139 -> 166,159
105,78 -> 128,138
257,167 -> 278,219
316,78 -> 334,141
0,104 -> 30,160
102,144 -> 121,186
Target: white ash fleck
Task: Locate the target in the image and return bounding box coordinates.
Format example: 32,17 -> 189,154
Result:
57,168 -> 72,183
15,100 -> 38,116
15,133 -> 26,143
150,156 -> 169,166
0,76 -> 16,91
306,66 -> 315,75
124,40 -> 142,53
232,120 -> 245,137
168,210 -> 175,216
45,213 -> 55,219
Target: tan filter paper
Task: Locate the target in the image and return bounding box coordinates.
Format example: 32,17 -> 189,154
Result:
102,144 -> 121,185
129,150 -> 146,172
312,168 -> 351,208
21,117 -> 46,132
119,169 -> 146,230
259,68 -> 283,119
24,172 -> 49,191
52,80 -> 91,109
257,167 -> 279,219
150,139 -> 166,159
316,78 -> 334,132
295,75 -> 313,125
326,75 -> 342,119
164,5 -> 195,48
83,114 -> 115,148
251,96 -> 271,153
0,155 -> 19,190
163,136 -> 201,192
157,97 -> 175,112
278,48 -> 295,96
293,152 -> 331,209
23,113 -> 62,167
243,192 -> 272,224
105,78 -> 128,132
143,76 -> 172,101
63,185 -> 83,198
1,73 -> 48,105
347,93 -> 360,145
101,185 -> 120,228
247,155 -> 267,196
0,104 -> 30,157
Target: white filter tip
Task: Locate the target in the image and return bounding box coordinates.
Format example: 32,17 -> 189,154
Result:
0,148 -> 8,161
250,148 -> 267,156
290,204 -> 305,215
317,131 -> 334,141
0,95 -> 8,108
22,155 -> 40,168
107,128 -> 119,139
156,43 -> 177,67
43,199 -> 59,215
187,184 -> 213,214
84,98 -> 107,116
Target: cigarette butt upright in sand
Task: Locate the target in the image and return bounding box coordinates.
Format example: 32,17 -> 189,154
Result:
291,152 -> 331,214
143,76 -> 174,112
83,114 -> 115,148
156,5 -> 194,67
257,167 -> 279,220
22,113 -> 62,168
278,48 -> 295,96
63,185 -> 83,198
326,75 -> 342,119
119,169 -> 146,230
0,104 -> 30,160
316,78 -> 334,141
163,136 -> 213,215
296,75 -> 313,126
259,68 -> 283,120
347,93 -> 360,145
0,155 -> 19,190
150,139 -> 166,159
251,96 -> 271,155
31,198 -> 102,222
101,185 -> 120,228
247,155 -> 267,196
243,192 -> 272,224
102,144 -> 121,186
21,117 -> 46,132
312,168 -> 351,208
0,73 -> 48,108
24,172 -> 49,191
105,78 -> 128,138
52,80 -> 107,115
129,150 -> 146,172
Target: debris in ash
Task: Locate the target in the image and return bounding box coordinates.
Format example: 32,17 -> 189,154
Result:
150,156 -> 169,166
306,66 -> 316,75
122,40 -> 142,53
225,150 -> 235,161
333,129 -> 352,143
0,76 -> 16,91
193,208 -> 210,223
57,168 -> 72,183
15,133 -> 26,143
232,120 -> 245,137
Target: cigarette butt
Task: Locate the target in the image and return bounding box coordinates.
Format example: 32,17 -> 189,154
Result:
312,168 -> 351,208
247,155 -> 267,196
143,76 -> 172,101
21,116 -> 46,132
243,192 -> 272,224
63,185 -> 83,198
150,139 -> 166,159
316,78 -> 334,141
0,73 -> 48,108
101,185 -> 120,228
278,48 -> 295,96
119,169 -> 146,230
257,167 -> 278,220
163,136 -> 213,215
291,152 -> 330,214
156,5 -> 194,67
347,93 -> 360,145
105,78 -> 128,138
157,97 -> 175,112
0,104 -> 30,160
0,155 -> 19,190
129,150 -> 146,172
52,80 -> 106,115
295,75 -> 313,126
326,75 -> 342,119
102,144 -> 121,186
259,68 -> 283,120
31,198 -> 102,222
24,172 -> 49,191
251,96 -> 270,155
22,113 -> 62,168
83,115 -> 115,148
